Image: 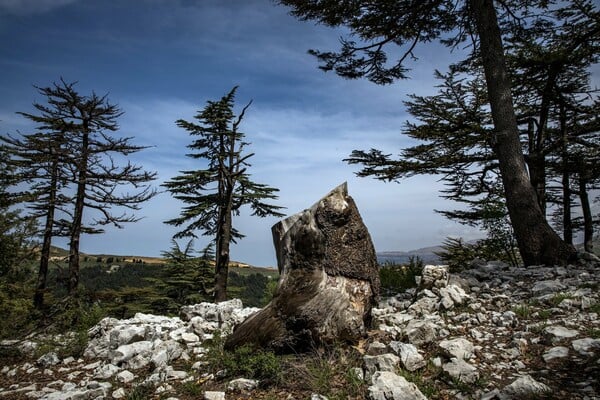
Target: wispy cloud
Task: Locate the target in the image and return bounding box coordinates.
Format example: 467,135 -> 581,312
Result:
0,0 -> 78,15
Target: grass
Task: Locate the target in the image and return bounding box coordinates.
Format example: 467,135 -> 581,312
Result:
512,304 -> 532,319
548,293 -> 574,307
287,345 -> 367,399
397,366 -> 441,398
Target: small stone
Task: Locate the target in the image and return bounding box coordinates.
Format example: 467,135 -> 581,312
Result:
116,370 -> 136,384
181,332 -> 200,343
404,319 -> 438,345
363,353 -> 400,381
420,265 -> 449,289
227,378 -> 259,392
439,338 -> 474,360
367,371 -> 427,400
203,391 -> 225,400
112,387 -> 126,399
542,346 -> 569,362
500,374 -> 551,399
94,363 -> 120,379
442,358 -> 479,384
36,352 -> 60,368
572,338 -> 600,356
389,342 -> 426,371
543,326 -> 579,342
532,280 -> 566,295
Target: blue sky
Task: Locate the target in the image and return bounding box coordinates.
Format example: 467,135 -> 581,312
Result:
3,0 -> 582,267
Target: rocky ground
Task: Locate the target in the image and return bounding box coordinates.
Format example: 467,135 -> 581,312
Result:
1,256 -> 599,400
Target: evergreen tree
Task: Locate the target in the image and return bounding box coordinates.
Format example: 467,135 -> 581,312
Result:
277,0 -> 598,265
163,87 -> 285,302
2,96 -> 75,307
159,239 -> 214,304
5,80 -> 158,296
0,145 -> 36,279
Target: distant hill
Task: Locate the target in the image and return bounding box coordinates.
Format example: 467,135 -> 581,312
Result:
377,245 -> 443,265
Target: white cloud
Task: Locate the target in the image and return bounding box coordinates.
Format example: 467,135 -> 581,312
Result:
91,94 -> 482,266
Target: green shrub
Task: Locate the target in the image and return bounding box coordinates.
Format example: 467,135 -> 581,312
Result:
205,331 -> 281,384
379,256 -> 423,295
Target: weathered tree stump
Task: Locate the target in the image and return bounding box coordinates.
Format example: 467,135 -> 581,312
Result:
225,183 -> 380,352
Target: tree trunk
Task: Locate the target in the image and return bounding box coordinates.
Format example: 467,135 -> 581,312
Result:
470,0 -> 575,265
527,153 -> 547,216
579,173 -> 594,252
559,100 -> 573,245
34,155 -> 58,308
213,204 -> 232,302
68,128 -> 89,294
562,170 -> 573,245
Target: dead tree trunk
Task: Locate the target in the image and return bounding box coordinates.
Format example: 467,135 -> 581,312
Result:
225,183 -> 380,353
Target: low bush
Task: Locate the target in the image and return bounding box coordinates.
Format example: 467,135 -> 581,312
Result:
379,256 -> 423,296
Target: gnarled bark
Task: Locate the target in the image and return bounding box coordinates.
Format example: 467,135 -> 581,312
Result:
225,183 -> 380,352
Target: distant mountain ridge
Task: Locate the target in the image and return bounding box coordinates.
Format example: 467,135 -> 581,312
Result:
377,245 -> 443,265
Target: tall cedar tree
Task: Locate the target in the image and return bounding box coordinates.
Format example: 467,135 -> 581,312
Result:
8,80 -> 158,295
0,145 -> 36,279
163,87 -> 284,302
278,0 -> 585,265
2,97 -> 74,307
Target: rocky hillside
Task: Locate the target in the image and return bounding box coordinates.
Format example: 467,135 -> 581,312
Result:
1,256 -> 599,400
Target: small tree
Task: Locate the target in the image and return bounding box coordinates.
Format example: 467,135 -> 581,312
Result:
163,87 -> 285,302
159,239 -> 214,305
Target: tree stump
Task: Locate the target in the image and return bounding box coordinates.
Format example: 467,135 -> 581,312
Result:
225,183 -> 380,352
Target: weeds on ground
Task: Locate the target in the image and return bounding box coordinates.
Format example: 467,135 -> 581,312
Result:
204,331 -> 281,385
397,365 -> 441,398
512,304 -> 532,319
125,384 -> 154,400
548,293 -> 574,307
287,344 -> 367,399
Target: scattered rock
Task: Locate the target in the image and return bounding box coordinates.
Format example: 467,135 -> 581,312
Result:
389,342 -> 426,371
367,371 -> 427,400
438,337 -> 474,360
499,374 -> 551,399
203,391 -> 225,400
226,378 -> 259,392
442,357 -> 479,384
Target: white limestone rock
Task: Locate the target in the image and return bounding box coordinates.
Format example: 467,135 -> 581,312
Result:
36,352 -> 60,368
116,370 -> 135,384
531,280 -> 566,295
542,346 -> 569,362
572,338 -> 600,356
389,342 -> 426,371
93,363 -> 120,379
367,371 -> 427,400
442,358 -> 479,384
439,338 -> 475,360
543,326 -> 579,342
203,391 -> 225,400
420,265 -> 449,289
404,319 -> 438,346
363,353 -> 400,381
499,374 -> 551,399
226,378 -> 259,392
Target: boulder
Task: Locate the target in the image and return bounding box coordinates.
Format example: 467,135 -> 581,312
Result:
224,183 -> 380,352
